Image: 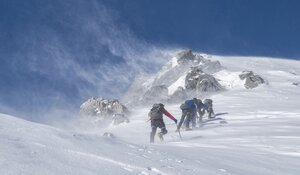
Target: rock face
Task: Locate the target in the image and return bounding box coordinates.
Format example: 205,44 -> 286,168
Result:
239,71 -> 265,89
176,50 -> 221,73
80,97 -> 129,122
176,49 -> 200,65
185,67 -> 223,92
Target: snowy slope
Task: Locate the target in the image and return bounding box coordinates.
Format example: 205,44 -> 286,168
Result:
0,113 -> 178,175
1,55 -> 300,175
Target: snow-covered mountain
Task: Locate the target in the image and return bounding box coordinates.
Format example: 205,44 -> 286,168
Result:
1,53 -> 300,175
122,50 -> 265,107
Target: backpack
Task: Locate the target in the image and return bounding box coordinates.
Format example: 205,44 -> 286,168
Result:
204,99 -> 213,105
148,104 -> 163,120
180,103 -> 190,110
180,100 -> 195,111
196,99 -> 204,109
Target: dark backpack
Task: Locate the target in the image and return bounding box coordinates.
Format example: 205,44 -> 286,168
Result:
180,103 -> 190,110
204,99 -> 213,105
148,104 -> 163,120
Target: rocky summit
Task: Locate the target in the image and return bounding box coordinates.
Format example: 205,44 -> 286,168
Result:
122,49 -> 225,106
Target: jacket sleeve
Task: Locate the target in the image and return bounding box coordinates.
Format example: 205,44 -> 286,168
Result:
162,108 -> 176,121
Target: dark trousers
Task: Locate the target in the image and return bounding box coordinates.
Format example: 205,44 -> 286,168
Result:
177,110 -> 193,129
150,119 -> 167,143
198,109 -> 204,122
184,111 -> 196,128
203,105 -> 214,118
207,105 -> 214,118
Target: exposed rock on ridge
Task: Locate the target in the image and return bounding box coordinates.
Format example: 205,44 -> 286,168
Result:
239,71 -> 265,89
122,49 -> 224,106
185,67 -> 223,92
80,97 -> 129,122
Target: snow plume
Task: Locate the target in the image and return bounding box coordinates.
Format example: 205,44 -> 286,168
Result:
0,0 -> 173,123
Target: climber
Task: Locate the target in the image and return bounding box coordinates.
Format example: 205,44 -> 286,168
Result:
148,103 -> 177,143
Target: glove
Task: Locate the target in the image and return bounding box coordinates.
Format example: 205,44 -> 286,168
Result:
174,119 -> 178,124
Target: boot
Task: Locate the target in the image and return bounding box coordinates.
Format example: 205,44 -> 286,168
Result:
185,127 -> 192,131
157,132 -> 164,142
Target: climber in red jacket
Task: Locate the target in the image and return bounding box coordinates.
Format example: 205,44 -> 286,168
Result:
148,103 -> 177,143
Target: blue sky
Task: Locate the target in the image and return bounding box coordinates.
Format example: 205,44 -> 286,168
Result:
0,0 -> 300,120
102,0 -> 300,58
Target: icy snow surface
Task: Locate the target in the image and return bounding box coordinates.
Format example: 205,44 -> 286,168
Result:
1,55 -> 300,175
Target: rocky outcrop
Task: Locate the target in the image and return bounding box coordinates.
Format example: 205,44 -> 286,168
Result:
80,97 -> 129,121
103,132 -> 115,138
185,67 -> 223,92
176,50 -> 222,74
122,49 -> 224,107
239,71 -> 265,89
176,49 -> 200,65
292,82 -> 300,86
152,50 -> 221,87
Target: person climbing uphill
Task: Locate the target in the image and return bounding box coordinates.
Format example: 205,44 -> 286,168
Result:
148,103 -> 177,143
177,98 -> 198,131
203,99 -> 215,119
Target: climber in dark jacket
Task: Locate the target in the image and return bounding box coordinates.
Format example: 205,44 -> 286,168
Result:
177,98 -> 198,131
148,103 -> 177,143
195,99 -> 205,123
203,99 -> 214,118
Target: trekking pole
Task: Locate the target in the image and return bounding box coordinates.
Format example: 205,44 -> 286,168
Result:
178,129 -> 182,140
175,126 -> 182,141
